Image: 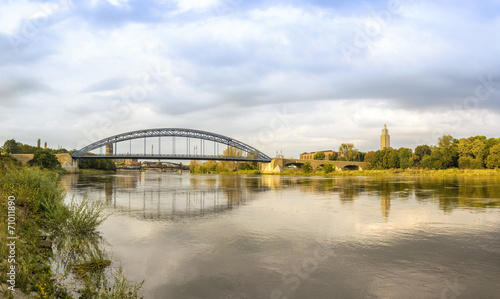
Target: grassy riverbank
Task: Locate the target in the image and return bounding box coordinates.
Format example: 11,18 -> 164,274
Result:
0,156 -> 143,298
78,169 -> 116,175
275,168 -> 500,177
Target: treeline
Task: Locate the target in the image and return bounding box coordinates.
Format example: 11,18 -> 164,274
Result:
79,158 -> 117,171
190,146 -> 259,173
312,143 -> 365,161
365,135 -> 500,170
2,138 -> 116,171
189,160 -> 257,173
1,139 -> 69,154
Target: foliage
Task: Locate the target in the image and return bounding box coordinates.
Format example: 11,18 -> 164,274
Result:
328,153 -> 338,161
323,161 -> 334,173
0,158 -> 142,298
486,143 -> 500,169
223,146 -> 243,157
338,143 -> 359,161
364,151 -> 375,163
3,139 -> 20,153
302,161 -> 313,174
415,145 -> 432,159
1,139 -> 70,154
79,158 -> 116,171
0,165 -> 71,297
31,149 -> 61,169
313,152 -> 326,160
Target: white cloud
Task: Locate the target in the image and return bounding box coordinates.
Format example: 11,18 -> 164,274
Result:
1,0 -> 500,154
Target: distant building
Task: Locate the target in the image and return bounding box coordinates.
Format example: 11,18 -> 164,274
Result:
106,144 -> 113,155
300,150 -> 338,160
381,124 -> 390,150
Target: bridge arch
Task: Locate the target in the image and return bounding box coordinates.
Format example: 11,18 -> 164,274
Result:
342,165 -> 361,171
72,128 -> 271,162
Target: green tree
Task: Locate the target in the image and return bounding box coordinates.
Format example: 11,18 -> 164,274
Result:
338,143 -> 359,161
421,148 -> 445,169
486,144 -> 500,169
415,145 -> 431,160
313,152 -> 326,160
323,161 -> 334,173
302,161 -> 313,174
364,151 -> 375,164
32,149 -> 61,169
3,139 -> 19,154
437,135 -> 458,168
398,148 -> 413,169
328,153 -> 338,161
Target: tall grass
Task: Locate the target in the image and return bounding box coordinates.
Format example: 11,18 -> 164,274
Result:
0,157 -> 144,298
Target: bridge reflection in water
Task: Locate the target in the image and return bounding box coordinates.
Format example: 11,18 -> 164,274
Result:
68,172 -> 253,220
60,173 -> 500,222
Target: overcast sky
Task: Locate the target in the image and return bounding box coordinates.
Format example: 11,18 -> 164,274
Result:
1,0 -> 499,157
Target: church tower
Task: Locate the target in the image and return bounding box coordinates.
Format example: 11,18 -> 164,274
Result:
381,124 -> 390,150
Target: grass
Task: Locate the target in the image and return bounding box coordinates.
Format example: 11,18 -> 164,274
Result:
78,169 -> 116,175
0,156 -> 144,298
272,168 -> 500,177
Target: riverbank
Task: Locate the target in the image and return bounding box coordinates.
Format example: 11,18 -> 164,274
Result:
78,168 -> 116,175
0,156 -> 143,298
274,168 -> 500,177
189,167 -> 500,177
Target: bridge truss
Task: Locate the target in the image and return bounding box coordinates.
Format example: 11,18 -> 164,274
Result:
72,128 -> 272,162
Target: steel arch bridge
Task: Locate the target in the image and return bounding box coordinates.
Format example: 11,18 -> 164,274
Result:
71,128 -> 272,162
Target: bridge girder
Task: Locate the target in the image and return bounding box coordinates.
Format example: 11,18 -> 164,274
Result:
72,128 -> 271,162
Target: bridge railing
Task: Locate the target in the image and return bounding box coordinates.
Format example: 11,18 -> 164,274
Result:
71,153 -> 272,162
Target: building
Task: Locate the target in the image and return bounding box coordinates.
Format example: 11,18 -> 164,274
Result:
106,143 -> 113,155
381,124 -> 390,150
300,150 -> 338,160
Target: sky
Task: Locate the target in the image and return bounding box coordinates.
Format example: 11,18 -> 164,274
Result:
1,0 -> 500,158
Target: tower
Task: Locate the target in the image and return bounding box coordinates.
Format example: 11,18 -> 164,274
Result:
106,144 -> 113,155
381,124 -> 390,150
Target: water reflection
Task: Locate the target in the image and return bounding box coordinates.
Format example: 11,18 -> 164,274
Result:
60,173 -> 500,222
59,173 -> 500,299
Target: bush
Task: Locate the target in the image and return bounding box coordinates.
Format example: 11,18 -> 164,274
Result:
302,161 -> 313,174
31,149 -> 61,169
323,162 -> 334,173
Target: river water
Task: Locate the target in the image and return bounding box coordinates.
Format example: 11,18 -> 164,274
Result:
60,172 -> 500,299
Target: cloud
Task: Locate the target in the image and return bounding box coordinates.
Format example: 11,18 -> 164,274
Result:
81,77 -> 132,93
1,0 -> 500,154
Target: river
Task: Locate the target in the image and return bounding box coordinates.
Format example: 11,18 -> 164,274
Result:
60,171 -> 500,298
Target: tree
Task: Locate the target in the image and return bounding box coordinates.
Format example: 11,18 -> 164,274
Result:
420,148 -> 445,169
398,148 -> 413,169
328,153 -> 338,161
3,139 -> 19,154
323,161 -> 334,173
437,135 -> 458,168
338,143 -> 359,161
302,161 -> 313,174
438,135 -> 457,148
364,151 -> 375,164
486,144 -> 500,169
37,138 -> 41,148
415,145 -> 431,160
313,152 -> 326,160
223,146 -> 243,157
32,149 -> 60,169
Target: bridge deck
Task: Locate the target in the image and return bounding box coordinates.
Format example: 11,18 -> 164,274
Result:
72,154 -> 272,162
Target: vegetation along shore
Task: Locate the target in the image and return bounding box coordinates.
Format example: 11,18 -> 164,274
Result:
0,155 -> 143,298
